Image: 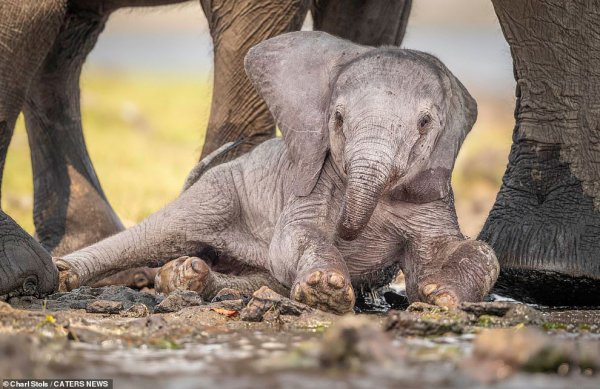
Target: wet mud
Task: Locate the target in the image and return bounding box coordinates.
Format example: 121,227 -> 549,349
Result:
1,285 -> 599,388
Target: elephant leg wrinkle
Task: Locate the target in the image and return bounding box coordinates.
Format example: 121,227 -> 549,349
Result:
0,0 -> 68,297
479,0 -> 600,306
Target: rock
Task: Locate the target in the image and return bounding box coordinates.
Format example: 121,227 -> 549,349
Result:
240,286 -> 313,322
214,298 -> 247,312
462,328 -> 600,383
387,301 -> 543,336
460,301 -> 542,325
6,286 -> 164,311
319,315 -> 402,368
212,288 -> 243,302
154,289 -> 203,313
386,303 -> 469,336
121,303 -> 150,318
86,300 -> 124,314
67,326 -> 107,344
284,310 -> 336,331
87,286 -> 162,309
131,314 -> 169,332
254,315 -> 399,372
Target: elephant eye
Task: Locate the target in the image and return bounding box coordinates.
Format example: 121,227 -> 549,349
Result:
418,114 -> 432,135
334,111 -> 344,127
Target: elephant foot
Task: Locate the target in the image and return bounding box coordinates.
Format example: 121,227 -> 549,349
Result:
55,259 -> 82,292
408,240 -> 499,308
155,256 -> 214,296
291,269 -> 355,314
479,142 -> 600,306
0,212 -> 58,297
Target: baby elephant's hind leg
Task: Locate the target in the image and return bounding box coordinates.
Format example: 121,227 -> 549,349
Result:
155,256 -> 289,300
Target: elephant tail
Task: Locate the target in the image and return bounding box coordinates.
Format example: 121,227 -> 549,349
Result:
182,139 -> 246,193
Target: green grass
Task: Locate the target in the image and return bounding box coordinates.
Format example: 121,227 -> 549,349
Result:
2,71 -> 512,238
2,71 -> 212,233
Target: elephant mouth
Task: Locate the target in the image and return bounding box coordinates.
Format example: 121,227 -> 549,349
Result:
389,167 -> 451,204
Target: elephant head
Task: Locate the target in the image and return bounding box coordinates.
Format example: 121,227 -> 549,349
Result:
245,31 -> 476,241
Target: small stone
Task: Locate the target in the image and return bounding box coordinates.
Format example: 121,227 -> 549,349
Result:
240,286 -> 312,322
212,288 -> 243,302
121,303 -> 150,318
385,305 -> 468,336
216,299 -> 247,312
462,327 -> 600,383
86,300 -> 124,314
154,289 -> 203,313
67,326 -> 106,344
460,301 -> 542,325
319,315 -> 402,368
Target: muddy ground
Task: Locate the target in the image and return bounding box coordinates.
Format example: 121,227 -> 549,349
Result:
1,285 -> 599,389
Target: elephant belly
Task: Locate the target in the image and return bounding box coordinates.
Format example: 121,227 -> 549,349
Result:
338,234 -> 404,289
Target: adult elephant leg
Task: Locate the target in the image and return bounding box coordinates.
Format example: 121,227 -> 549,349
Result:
479,0 -> 600,306
198,0 -> 310,159
311,0 -> 412,46
0,0 -> 67,296
24,5 -> 124,257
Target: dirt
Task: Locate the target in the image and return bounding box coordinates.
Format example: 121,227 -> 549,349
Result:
1,286 -> 599,388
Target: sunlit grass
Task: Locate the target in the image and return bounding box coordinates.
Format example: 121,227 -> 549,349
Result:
2,71 -> 513,239
2,71 -> 212,232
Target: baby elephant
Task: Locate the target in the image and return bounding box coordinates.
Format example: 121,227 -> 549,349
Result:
56,31 -> 499,314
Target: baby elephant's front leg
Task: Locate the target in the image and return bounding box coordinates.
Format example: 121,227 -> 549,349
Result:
406,238 -> 499,308
269,224 -> 355,314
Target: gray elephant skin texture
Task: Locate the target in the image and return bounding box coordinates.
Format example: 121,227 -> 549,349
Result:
57,31 -> 499,314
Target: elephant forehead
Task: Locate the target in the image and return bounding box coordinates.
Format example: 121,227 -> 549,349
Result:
334,53 -> 446,98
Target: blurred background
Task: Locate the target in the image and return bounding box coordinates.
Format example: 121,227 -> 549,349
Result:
2,0 -> 515,239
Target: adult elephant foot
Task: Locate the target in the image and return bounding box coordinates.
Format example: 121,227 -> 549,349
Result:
480,0 -> 600,306
0,211 -> 58,297
479,142 -> 600,306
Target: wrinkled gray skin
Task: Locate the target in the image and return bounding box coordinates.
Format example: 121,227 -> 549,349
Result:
57,32 -> 499,314
0,0 -> 411,297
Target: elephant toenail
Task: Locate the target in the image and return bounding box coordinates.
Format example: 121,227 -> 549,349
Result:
293,286 -> 303,301
344,286 -> 355,302
328,273 -> 345,288
54,259 -> 70,271
190,258 -> 207,274
66,273 -> 79,291
307,271 -> 322,286
133,273 -> 148,288
434,293 -> 457,308
422,283 -> 438,296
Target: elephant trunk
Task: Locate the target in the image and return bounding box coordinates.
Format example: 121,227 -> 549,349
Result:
337,151 -> 393,241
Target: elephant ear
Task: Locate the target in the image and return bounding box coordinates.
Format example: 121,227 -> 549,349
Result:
394,52 -> 477,203
244,31 -> 369,196
432,62 -> 477,176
